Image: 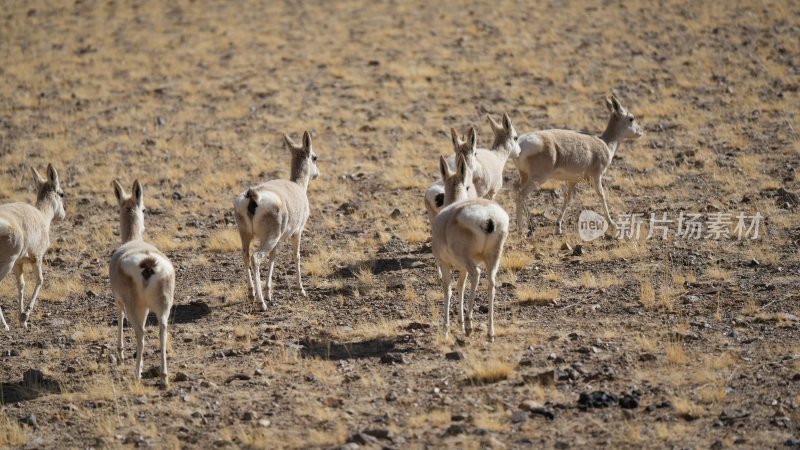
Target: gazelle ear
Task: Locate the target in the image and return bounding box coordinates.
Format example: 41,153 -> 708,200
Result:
456,153 -> 468,179
46,164 -> 60,188
501,113 -> 513,131
610,95 -> 623,113
605,96 -> 614,112
132,179 -> 144,209
467,126 -> 478,152
284,133 -> 298,151
450,128 -> 461,152
439,155 -> 452,182
302,131 -> 312,153
111,179 -> 126,205
31,167 -> 45,187
487,114 -> 501,132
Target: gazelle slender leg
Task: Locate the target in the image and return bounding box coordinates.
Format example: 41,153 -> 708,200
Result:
487,268 -> 497,342
557,181 -> 578,235
116,302 -> 125,363
516,178 -> 539,234
13,264 -> 24,316
465,265 -> 481,337
593,177 -> 617,231
128,308 -> 147,382
240,233 -> 256,301
21,260 -> 44,328
264,247 -> 278,304
158,312 -> 169,389
0,263 -> 12,331
251,252 -> 267,310
455,271 -> 468,334
440,266 -> 453,338
291,233 -> 307,297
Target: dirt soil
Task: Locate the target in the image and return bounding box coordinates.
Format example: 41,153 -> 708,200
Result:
1,0 -> 799,449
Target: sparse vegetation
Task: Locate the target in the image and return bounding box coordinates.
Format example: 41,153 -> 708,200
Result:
0,0 -> 797,448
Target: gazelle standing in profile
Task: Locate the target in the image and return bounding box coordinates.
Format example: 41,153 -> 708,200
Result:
110,180 -> 175,388
233,131 -> 319,310
0,164 -> 65,331
514,95 -> 643,234
432,153 -> 509,341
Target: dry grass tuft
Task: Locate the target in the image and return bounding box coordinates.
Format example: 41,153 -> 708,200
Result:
207,229 -> 241,253
0,412 -> 28,447
665,338 -> 687,365
516,285 -> 559,305
671,397 -> 705,420
502,250 -> 532,270
465,356 -> 513,385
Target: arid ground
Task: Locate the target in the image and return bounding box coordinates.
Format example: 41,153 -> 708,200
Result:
1,0 -> 799,448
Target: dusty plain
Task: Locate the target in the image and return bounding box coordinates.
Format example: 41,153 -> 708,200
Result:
1,0 -> 799,448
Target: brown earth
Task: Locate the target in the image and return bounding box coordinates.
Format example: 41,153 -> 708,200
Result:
1,0 -> 799,448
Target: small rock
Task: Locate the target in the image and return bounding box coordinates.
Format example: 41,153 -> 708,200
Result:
242,411 -> 256,421
510,411 -> 528,423
174,372 -> 189,382
560,243 -> 572,251
324,397 -> 344,408
385,391 -> 398,402
529,407 -> 556,420
362,428 -> 391,440
224,373 -> 251,384
749,259 -> 760,267
347,433 -> 378,445
619,394 -> 639,409
451,413 -> 469,422
622,409 -> 636,420
390,208 -> 402,219
445,351 -> 463,361
639,353 -> 657,362
519,399 -> 543,411
172,191 -> 183,201
340,444 -> 360,450
578,391 -> 617,409
65,366 -> 78,374
784,438 -> 800,447
525,369 -> 555,386
683,295 -> 702,304
257,419 -> 271,428
571,245 -> 584,256
445,424 -> 467,436
19,414 -> 38,429
133,396 -> 148,405
380,353 -> 406,365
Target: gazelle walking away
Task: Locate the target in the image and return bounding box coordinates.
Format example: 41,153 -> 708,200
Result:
514,95 -> 644,235
432,153 -> 509,341
0,164 -> 65,331
109,180 -> 175,388
233,131 -> 320,310
424,115 -> 520,224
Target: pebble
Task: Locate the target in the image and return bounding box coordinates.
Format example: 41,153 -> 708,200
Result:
385,391 -> 398,402
242,411 -> 256,421
19,414 -> 38,429
445,424 -> 467,436
445,351 -> 463,361
380,353 -> 406,365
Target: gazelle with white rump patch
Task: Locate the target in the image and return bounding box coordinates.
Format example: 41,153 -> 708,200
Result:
0,164 -> 65,331
233,131 -> 319,310
432,153 -> 509,341
110,179 -> 175,388
515,95 -> 643,234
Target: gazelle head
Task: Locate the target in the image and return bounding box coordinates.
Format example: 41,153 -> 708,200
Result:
605,95 -> 644,140
32,164 -> 65,221
487,113 -> 520,159
440,153 -> 473,206
112,179 -> 145,243
450,127 -> 478,171
285,131 -> 320,185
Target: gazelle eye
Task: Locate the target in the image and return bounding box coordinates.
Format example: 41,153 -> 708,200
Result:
629,117 -> 634,122
58,191 -> 65,198
312,155 -> 318,162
